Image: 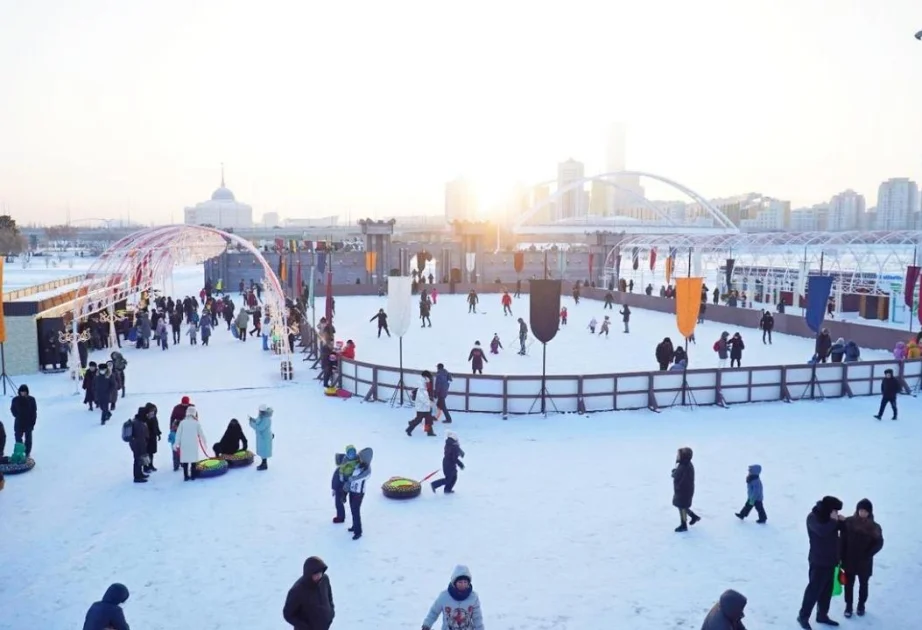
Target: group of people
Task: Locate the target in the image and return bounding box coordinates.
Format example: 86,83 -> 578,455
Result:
812,328 -> 861,364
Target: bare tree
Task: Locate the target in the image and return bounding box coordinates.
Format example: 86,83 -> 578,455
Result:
0,215 -> 26,255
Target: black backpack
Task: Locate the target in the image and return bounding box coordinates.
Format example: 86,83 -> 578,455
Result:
121,419 -> 133,442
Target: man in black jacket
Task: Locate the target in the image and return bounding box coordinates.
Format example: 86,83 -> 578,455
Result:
283,556 -> 334,630
369,309 -> 389,338
129,408 -> 150,483
798,495 -> 845,629
760,310 -> 774,344
11,384 -> 37,458
874,369 -> 900,420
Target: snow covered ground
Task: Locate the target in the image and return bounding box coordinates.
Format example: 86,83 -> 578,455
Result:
329,293 -> 892,375
2,255 -> 95,291
1,266 -> 920,629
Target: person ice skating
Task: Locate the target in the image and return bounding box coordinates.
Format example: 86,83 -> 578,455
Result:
829,338 -> 845,363
127,407 -> 150,483
434,363 -> 453,423
501,291 -> 513,316
213,418 -> 248,457
701,589 -> 748,630
370,308 -> 390,337
874,368 -> 900,420
844,340 -> 860,363
10,384 -> 38,457
760,310 -> 774,344
283,556 -> 335,630
143,403 -> 161,473
173,405 -> 206,481
431,431 -> 465,494
559,306 -> 568,325
489,333 -> 503,354
620,305 -> 631,333
598,315 -> 611,337
407,371 -> 437,436
168,396 -> 191,471
729,332 -> 745,368
346,447 -> 373,540
82,362 -> 97,411
603,291 -> 614,309
82,583 -> 131,630
797,495 -> 845,628
672,447 -> 700,532
734,464 -> 766,523
714,331 -> 730,368
840,499 -> 884,618
698,301 -> 707,324
249,404 -> 274,470
332,445 -> 358,523
467,289 -> 479,313
468,342 -> 487,374
815,328 -> 832,363
656,338 -> 674,371
421,565 -> 485,630
517,318 -> 529,354
588,317 -> 597,334
572,283 -> 581,304
514,278 -> 521,298
420,298 -> 432,327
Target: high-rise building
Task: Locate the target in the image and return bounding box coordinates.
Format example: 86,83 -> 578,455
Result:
738,197 -> 791,232
531,184 -> 552,223
604,122 -> 644,212
606,123 -> 627,173
262,212 -> 280,228
555,158 -> 585,221
589,180 -> 609,216
875,178 -> 919,230
445,177 -> 478,223
827,190 -> 865,231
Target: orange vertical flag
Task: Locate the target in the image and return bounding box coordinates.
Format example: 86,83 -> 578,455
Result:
665,258 -> 674,285
675,277 -> 704,339
365,251 -> 377,273
0,258 -> 6,343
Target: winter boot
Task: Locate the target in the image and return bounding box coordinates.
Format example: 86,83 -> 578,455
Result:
796,616 -> 812,629
352,532 -> 362,540
674,524 -> 688,532
148,463 -> 157,472
735,512 -> 745,520
257,458 -> 268,471
756,518 -> 767,524
815,615 -> 839,626
688,513 -> 701,526
843,608 -> 852,619
426,430 -> 437,437
133,478 -> 148,483
873,415 -> 882,420
333,517 -> 345,523
856,605 -> 865,617
348,526 -> 354,532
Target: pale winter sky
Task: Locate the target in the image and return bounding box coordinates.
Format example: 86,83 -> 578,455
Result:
1,0 -> 921,225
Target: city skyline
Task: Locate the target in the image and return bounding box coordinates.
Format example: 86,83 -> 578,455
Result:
1,0 -> 922,225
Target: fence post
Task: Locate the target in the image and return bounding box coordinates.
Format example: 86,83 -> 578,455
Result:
364,367 -> 378,402
715,369 -> 727,407
841,364 -> 853,398
647,373 -> 659,412
577,376 -> 586,414
502,377 -> 508,417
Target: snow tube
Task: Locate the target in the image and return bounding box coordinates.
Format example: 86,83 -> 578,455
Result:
194,458 -> 229,478
381,476 -> 421,500
221,450 -> 254,468
0,457 -> 36,475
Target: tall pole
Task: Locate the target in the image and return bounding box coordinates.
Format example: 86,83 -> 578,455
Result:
911,245 -> 918,334
399,338 -> 404,406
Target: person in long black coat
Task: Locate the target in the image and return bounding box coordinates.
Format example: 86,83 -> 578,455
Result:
11,384 -> 38,458
143,403 -> 161,472
82,362 -> 98,410
815,329 -> 832,363
672,446 -> 700,532
656,338 -> 674,371
840,498 -> 884,618
129,407 -> 150,483
468,342 -> 488,374
283,556 -> 335,630
431,431 -> 465,494
94,365 -> 114,425
213,418 -> 249,456
798,495 -> 845,628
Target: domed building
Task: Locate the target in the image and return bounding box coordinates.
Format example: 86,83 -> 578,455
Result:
183,168 -> 254,229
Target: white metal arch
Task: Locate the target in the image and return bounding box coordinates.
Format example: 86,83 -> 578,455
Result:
512,171 -> 740,232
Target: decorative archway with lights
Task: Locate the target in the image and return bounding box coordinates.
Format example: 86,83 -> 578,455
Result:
55,225 -> 291,370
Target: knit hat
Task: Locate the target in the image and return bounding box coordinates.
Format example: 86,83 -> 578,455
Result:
258,404 -> 268,412
181,396 -> 191,405
185,405 -> 198,420
821,495 -> 844,512
856,498 -> 873,516
446,431 -> 458,441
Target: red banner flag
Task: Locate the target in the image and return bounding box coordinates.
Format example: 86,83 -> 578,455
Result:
649,248 -> 657,271
905,265 -> 920,308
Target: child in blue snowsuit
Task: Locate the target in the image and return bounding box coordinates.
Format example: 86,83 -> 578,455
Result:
431,431 -> 465,494
735,464 -> 767,523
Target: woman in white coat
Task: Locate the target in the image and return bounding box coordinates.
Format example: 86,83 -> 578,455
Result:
405,370 -> 436,437
173,405 -> 207,481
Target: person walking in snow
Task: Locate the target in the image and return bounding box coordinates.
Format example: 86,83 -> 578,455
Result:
346,447 -> 372,540
82,583 -> 131,630
173,405 -> 207,481
94,365 -> 114,425
734,464 -> 766,523
598,315 -> 611,337
434,363 -> 453,424
797,496 -> 845,628
431,431 -> 465,494
170,308 -> 183,344
517,318 -> 528,355
874,368 -> 900,420
156,317 -> 169,350
82,362 -> 98,411
572,282 -> 581,304
840,499 -> 884,619
603,291 -> 614,309
422,565 -> 485,630
729,332 -> 745,368
128,406 -> 150,483
142,403 -> 161,473
168,396 -> 191,471
332,445 -> 359,524
620,305 -> 631,333
407,371 -> 436,436
283,556 -> 335,630
701,589 -> 748,630
370,308 -> 390,338
501,291 -> 513,316
249,404 -> 274,470
110,351 -> 127,398
467,289 -> 479,314
672,446 -> 700,532
200,312 -> 212,346
655,338 -> 674,371
760,310 -> 774,344
489,333 -> 503,354
468,342 -> 487,374
235,308 -> 249,342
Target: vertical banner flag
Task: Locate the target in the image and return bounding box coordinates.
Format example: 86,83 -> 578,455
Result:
692,250 -> 703,277
296,258 -> 303,296
665,258 -> 674,286
324,264 -> 334,324
365,252 -> 377,273
649,248 -> 657,271
279,255 -> 288,284
675,277 -> 704,340
631,248 -> 639,270
465,253 -> 476,273
725,258 -> 735,289
0,258 -> 6,343
588,253 -> 593,282
834,277 -> 843,318
317,252 -> 327,274
804,275 -> 834,333
529,280 -> 562,343
308,266 -> 316,310
513,252 -> 524,274
386,276 -> 414,337
905,265 -> 920,307
558,249 -> 567,277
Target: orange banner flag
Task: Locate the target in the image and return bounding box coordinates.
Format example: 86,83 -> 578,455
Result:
665,257 -> 674,286
365,251 -> 377,273
675,277 -> 704,340
0,258 -> 6,343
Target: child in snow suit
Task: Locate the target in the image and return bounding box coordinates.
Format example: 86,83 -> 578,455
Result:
422,565 -> 485,630
735,464 -> 767,523
598,316 -> 610,337
840,498 -> 884,618
501,291 -> 512,316
559,306 -> 568,325
187,321 -> 198,345
489,334 -> 502,354
431,431 -> 465,493
874,368 -> 900,420
588,317 -> 597,334
672,447 -> 700,532
82,582 -> 131,630
82,362 -> 97,410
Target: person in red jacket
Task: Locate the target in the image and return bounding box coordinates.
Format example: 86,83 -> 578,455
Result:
501,291 -> 513,316
340,340 -> 356,360
559,306 -> 568,326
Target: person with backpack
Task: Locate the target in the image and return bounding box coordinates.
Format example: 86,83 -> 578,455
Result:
125,407 -> 150,483
82,583 -> 131,630
11,384 -> 37,458
714,331 -> 730,368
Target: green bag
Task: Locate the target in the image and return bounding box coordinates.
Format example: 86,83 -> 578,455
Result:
832,564 -> 844,597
